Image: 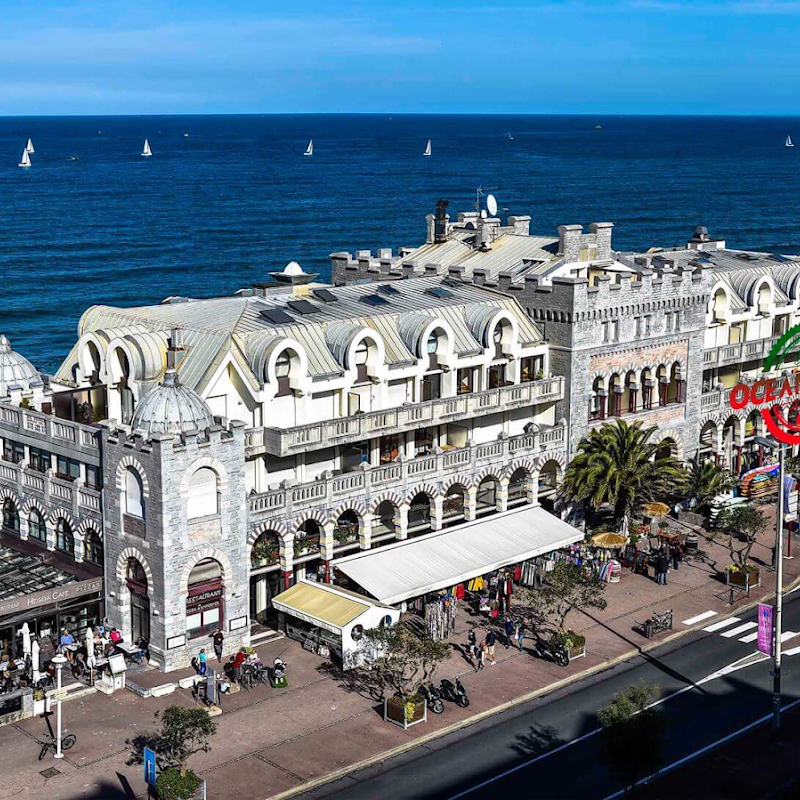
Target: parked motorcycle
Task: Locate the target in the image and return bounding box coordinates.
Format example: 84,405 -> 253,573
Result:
270,657 -> 288,688
440,677 -> 469,708
531,635 -> 568,668
419,682 -> 444,714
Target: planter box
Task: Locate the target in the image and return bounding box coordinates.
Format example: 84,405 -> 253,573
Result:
567,645 -> 586,661
384,695 -> 427,730
727,569 -> 761,590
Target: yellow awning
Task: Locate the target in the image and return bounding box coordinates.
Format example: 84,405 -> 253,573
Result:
272,581 -> 370,634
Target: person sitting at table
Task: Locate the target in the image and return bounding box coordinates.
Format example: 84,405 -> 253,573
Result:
109,628 -> 123,646
2,671 -> 14,694
59,629 -> 76,662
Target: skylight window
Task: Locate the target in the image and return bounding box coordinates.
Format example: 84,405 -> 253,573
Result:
287,300 -> 319,315
360,294 -> 390,307
260,309 -> 295,324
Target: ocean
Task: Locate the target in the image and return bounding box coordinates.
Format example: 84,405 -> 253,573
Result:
2,114 -> 800,374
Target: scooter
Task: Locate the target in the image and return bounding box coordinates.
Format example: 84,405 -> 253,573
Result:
440,677 -> 469,708
270,657 -> 288,688
419,682 -> 444,714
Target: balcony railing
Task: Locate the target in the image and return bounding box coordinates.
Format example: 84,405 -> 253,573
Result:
703,336 -> 781,368
244,376 -> 564,457
0,402 -> 100,462
589,396 -> 684,422
0,457 -> 102,516
247,424 -> 566,523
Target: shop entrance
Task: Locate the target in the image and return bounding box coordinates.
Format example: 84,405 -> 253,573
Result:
250,571 -> 281,627
126,557 -> 151,643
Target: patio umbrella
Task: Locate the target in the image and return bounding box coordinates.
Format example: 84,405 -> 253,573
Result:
19,622 -> 31,656
644,502 -> 670,518
31,639 -> 40,683
591,532 -> 627,549
85,626 -> 95,666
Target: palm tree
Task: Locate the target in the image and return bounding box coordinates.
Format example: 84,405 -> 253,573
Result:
559,420 -> 686,533
686,459 -> 736,511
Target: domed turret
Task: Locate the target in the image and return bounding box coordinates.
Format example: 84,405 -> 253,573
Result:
130,369 -> 214,437
0,335 -> 40,397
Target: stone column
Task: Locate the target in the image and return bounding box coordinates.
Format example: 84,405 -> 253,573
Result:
497,476 -> 509,513
397,502 -> 409,540
279,533 -> 294,589
465,486 -> 478,522
18,514 -> 29,541
432,495 -> 444,531
320,520 -> 335,582
359,513 -> 373,550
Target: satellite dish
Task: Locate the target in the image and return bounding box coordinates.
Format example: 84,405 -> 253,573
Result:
486,194 -> 498,217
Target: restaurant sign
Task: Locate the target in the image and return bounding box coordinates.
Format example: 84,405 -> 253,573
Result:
0,577 -> 103,617
729,324 -> 800,445
186,586 -> 222,615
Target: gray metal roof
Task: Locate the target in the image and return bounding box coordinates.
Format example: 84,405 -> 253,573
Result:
0,335 -> 41,396
130,369 -> 214,437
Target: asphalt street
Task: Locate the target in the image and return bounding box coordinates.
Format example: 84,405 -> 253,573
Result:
299,589 -> 800,800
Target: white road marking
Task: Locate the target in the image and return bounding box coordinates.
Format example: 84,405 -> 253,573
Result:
721,622 -> 757,638
780,630 -> 799,643
703,617 -> 741,632
783,644 -> 800,656
682,611 -> 718,626
740,632 -> 759,643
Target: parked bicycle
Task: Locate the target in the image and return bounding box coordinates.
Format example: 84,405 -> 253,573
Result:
37,732 -> 76,761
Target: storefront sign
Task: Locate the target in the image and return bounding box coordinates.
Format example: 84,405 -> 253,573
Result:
0,577 -> 103,617
186,586 -> 222,615
167,634 -> 186,650
229,616 -> 247,631
757,603 -> 774,656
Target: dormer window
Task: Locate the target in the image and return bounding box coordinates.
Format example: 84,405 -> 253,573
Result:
354,341 -> 369,382
275,352 -> 291,396
426,331 -> 439,370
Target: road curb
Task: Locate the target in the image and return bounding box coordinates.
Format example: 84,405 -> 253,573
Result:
266,574 -> 800,800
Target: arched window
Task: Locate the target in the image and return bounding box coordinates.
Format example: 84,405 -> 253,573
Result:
84,529 -> 104,566
124,467 -> 145,518
712,289 -> 727,323
758,284 -> 771,316
443,485 -> 467,520
2,500 -> 19,534
28,509 -> 46,542
275,351 -> 292,397
187,558 -> 223,638
476,477 -> 499,513
407,493 -> 432,536
508,468 -> 530,505
334,510 -> 360,547
251,531 -> 281,567
187,467 -> 219,519
426,331 -> 439,354
372,501 -> 397,541
86,341 -> 101,375
354,341 -> 369,383
56,519 -> 74,556
295,520 -> 321,557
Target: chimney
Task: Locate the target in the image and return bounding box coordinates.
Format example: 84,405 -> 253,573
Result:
434,199 -> 449,244
589,222 -> 614,261
508,215 -> 531,236
558,224 -> 583,263
167,328 -> 186,371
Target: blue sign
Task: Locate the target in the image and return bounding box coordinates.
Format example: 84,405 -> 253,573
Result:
143,746 -> 157,788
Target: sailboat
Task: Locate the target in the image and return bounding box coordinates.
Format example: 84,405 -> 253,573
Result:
507,131 -> 514,141
141,139 -> 153,157
423,139 -> 432,157
18,149 -> 31,168
786,135 -> 794,148
303,139 -> 313,157
25,139 -> 34,154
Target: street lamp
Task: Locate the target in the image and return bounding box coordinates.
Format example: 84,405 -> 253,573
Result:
50,653 -> 67,759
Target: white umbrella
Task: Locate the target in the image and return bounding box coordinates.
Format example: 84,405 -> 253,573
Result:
85,626 -> 95,666
19,622 -> 31,657
31,639 -> 40,683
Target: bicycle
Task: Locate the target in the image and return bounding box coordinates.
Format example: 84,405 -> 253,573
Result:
37,732 -> 77,761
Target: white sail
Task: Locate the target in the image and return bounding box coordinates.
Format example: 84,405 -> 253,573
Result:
423,139 -> 432,156
786,135 -> 794,147
18,149 -> 31,168
304,139 -> 313,156
26,138 -> 34,154
142,139 -> 152,157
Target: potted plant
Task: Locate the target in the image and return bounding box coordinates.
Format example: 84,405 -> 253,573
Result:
126,706 -> 217,800
251,536 -> 280,567
359,624 -> 449,729
535,562 -> 607,665
713,504 -> 768,589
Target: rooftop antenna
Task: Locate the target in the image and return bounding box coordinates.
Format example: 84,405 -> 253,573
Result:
474,184 -> 498,213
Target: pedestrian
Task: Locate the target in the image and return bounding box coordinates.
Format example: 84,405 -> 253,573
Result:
671,543 -> 682,571
504,618 -> 514,648
198,648 -> 207,676
467,629 -> 477,666
655,551 -> 669,585
476,641 -> 486,671
59,628 -> 75,663
485,630 -> 497,664
514,621 -> 524,652
210,628 -> 224,662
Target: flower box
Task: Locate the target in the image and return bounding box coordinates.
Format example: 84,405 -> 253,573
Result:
384,694 -> 427,729
727,567 -> 760,590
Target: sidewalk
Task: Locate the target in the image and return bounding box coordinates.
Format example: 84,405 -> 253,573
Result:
1,507 -> 796,800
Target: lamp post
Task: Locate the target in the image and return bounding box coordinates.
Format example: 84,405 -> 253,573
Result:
50,653 -> 67,758
773,444 -> 786,732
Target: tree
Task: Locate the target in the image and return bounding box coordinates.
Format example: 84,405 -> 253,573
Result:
686,460 -> 736,511
712,504 -> 769,570
536,562 -> 608,633
559,420 -> 686,533
598,682 -> 665,799
360,623 -> 450,699
127,705 -> 217,778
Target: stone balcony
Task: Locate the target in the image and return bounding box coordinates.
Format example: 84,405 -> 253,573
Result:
247,423 -> 566,526
703,336 -> 781,369
0,458 -> 102,518
0,403 -> 101,465
244,376 -> 564,458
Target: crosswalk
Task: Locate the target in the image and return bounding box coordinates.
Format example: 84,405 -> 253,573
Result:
680,610 -> 800,651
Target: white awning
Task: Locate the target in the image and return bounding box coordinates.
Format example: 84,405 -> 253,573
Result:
333,505 -> 583,605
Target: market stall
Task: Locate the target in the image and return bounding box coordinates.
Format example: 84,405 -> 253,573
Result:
272,580 -> 399,669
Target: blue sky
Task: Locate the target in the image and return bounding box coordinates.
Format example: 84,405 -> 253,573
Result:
2,0 -> 800,115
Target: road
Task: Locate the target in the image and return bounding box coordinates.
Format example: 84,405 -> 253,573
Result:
298,590 -> 800,800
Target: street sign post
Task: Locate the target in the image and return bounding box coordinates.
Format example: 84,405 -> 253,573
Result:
143,746 -> 157,788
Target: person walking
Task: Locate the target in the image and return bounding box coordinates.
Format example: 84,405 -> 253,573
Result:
485,630 -> 497,665
504,618 -> 514,649
514,621 -> 524,652
655,551 -> 669,586
671,543 -> 682,571
476,640 -> 486,671
210,629 -> 224,663
198,648 -> 207,676
467,629 -> 477,667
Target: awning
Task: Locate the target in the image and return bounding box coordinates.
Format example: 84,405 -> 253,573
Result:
272,580 -> 371,635
334,505 -> 583,605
